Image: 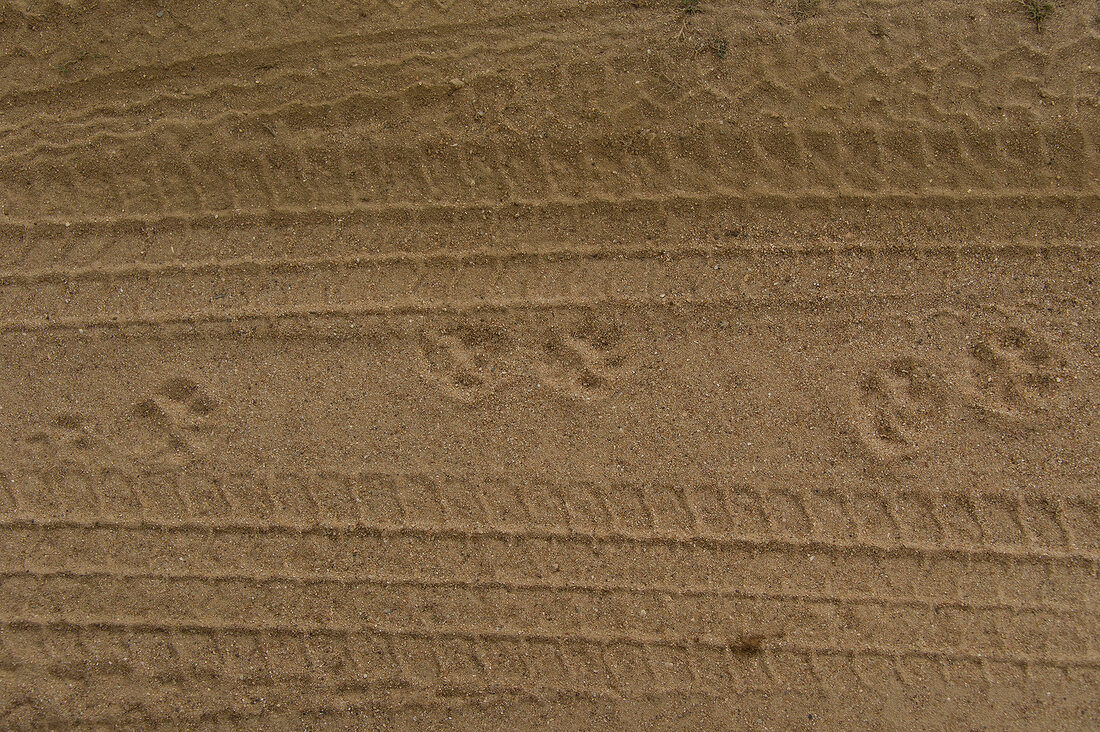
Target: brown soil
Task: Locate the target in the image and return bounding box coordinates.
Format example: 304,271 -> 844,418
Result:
1,0 -> 1099,728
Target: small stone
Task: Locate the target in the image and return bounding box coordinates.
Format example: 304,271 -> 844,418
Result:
449,78 -> 464,90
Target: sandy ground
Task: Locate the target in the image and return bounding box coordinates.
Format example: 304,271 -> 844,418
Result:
1,0 -> 1099,728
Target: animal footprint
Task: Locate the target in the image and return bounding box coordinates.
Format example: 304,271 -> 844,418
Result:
965,326 -> 1066,423
26,412 -> 104,454
19,412 -> 126,474
131,377 -> 217,466
420,322 -> 510,405
851,357 -> 946,461
530,319 -> 626,401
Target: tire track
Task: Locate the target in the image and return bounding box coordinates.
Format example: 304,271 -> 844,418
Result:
2,120 -> 1096,223
0,0 -> 621,120
1,567 -> 1088,616
3,189 -> 1099,285
3,616 -> 1096,684
3,517 -> 1096,566
3,572 -> 1094,666
2,243 -> 1094,334
4,0 -> 1095,148
3,239 -> 1097,287
3,189 -> 1097,247
3,469 -> 1097,555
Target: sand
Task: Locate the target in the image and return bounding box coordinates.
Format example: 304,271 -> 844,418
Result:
0,0 -> 1098,728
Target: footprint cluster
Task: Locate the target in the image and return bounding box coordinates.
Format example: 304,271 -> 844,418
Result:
851,324 -> 1069,461
419,317 -> 626,404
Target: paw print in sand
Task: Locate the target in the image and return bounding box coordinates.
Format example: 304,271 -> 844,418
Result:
131,377 -> 217,466
420,322 -> 511,405
851,357 -> 946,461
26,412 -> 104,454
965,325 -> 1067,424
530,317 -> 627,401
18,411 -> 125,474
